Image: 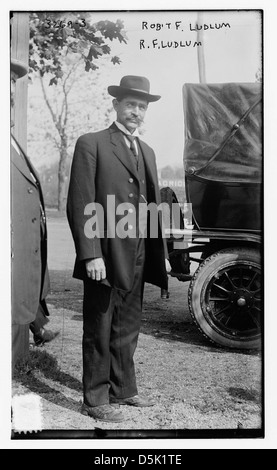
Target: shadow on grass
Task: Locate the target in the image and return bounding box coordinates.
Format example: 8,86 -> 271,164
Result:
48,269 -> 262,356
228,387 -> 262,404
14,373 -> 82,415
140,317 -> 262,356
14,349 -> 82,392
13,349 -> 83,414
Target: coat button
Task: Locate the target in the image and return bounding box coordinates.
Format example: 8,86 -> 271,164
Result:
128,193 -> 133,198
128,178 -> 134,183
28,188 -> 33,194
128,224 -> 133,230
128,208 -> 134,213
141,179 -> 145,184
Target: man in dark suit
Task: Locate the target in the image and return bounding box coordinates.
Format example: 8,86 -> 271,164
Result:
11,58 -> 58,372
67,75 -> 171,422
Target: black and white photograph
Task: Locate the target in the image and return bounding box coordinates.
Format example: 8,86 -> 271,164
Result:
2,0 -> 276,450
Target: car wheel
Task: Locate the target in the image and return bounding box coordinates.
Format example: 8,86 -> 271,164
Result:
188,247 -> 262,349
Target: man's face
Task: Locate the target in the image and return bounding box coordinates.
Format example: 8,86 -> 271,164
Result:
113,95 -> 148,133
11,70 -> 18,127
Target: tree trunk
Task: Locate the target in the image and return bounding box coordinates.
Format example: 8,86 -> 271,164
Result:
57,138 -> 68,212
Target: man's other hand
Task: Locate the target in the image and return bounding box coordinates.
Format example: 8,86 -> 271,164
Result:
85,258 -> 106,281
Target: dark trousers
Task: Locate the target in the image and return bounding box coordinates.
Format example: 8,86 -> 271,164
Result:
12,303 -> 49,373
82,239 -> 145,407
29,302 -> 49,335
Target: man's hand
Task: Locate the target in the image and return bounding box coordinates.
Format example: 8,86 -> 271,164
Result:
165,258 -> 172,273
85,258 -> 106,281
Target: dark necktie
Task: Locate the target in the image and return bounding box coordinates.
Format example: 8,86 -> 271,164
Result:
125,134 -> 138,159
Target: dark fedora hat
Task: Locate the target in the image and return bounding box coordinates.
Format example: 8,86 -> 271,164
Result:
11,58 -> 28,78
108,75 -> 161,102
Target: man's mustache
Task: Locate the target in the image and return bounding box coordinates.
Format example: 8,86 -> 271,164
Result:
128,117 -> 144,126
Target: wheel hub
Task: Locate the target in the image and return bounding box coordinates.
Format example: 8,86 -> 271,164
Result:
237,297 -> 246,307
230,288 -> 255,309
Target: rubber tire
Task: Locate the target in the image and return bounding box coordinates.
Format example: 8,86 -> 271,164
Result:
188,247 -> 262,350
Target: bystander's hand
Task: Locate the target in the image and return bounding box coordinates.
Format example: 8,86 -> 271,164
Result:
165,258 -> 171,273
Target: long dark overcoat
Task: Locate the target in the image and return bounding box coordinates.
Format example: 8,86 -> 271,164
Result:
67,123 -> 168,292
11,140 -> 49,325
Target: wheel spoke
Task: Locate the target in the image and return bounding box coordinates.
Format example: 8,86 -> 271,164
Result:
247,271 -> 258,289
209,297 -> 229,301
213,303 -> 233,316
246,308 -> 261,328
224,271 -> 237,288
215,309 -> 236,327
224,311 -> 238,327
252,287 -> 261,295
251,316 -> 261,329
213,283 -> 232,295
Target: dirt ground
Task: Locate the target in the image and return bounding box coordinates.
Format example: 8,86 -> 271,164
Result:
11,215 -> 263,441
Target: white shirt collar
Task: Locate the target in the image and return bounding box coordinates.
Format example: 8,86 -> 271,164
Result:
114,121 -> 140,137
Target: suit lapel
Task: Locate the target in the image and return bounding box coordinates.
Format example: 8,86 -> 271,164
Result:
11,143 -> 38,187
109,124 -> 138,179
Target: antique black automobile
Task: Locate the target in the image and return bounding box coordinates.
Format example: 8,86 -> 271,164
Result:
162,82 -> 262,350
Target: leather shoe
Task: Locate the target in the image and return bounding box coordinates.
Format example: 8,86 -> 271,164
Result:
81,403 -> 124,422
110,394 -> 155,407
33,328 -> 59,346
